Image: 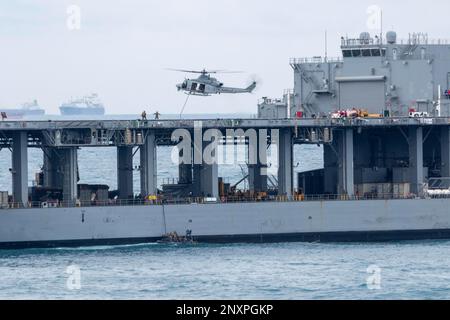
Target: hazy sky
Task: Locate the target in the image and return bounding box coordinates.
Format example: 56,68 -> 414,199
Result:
1,0 -> 450,115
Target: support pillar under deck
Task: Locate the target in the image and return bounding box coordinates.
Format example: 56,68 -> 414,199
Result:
11,131 -> 28,206
248,131 -> 268,193
117,146 -> 134,199
277,128 -> 293,196
440,127 -> 450,181
140,132 -> 157,197
60,147 -> 78,204
409,127 -> 424,196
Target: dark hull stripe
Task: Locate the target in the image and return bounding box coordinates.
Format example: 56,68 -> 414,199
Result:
2,229 -> 450,249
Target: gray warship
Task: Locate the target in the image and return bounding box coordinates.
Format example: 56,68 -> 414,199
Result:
1,31 -> 450,249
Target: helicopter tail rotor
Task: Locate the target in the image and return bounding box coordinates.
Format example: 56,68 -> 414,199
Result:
246,82 -> 257,93
247,74 -> 262,93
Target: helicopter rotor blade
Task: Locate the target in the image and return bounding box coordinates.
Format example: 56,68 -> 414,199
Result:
166,68 -> 205,74
167,68 -> 244,74
206,70 -> 244,74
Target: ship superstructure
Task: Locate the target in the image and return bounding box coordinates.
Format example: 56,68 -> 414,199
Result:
290,32 -> 450,118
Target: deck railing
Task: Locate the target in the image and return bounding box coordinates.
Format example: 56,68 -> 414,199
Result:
2,192 -> 449,210
290,57 -> 343,65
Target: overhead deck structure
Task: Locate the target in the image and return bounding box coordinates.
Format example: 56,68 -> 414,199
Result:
1,116 -> 450,204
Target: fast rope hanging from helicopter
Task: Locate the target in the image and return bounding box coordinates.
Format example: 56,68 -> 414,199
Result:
179,93 -> 191,119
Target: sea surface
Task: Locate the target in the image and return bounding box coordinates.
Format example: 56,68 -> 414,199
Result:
1,241 -> 450,299
0,114 -> 449,299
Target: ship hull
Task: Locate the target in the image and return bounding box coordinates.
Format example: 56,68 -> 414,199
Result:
1,198 -> 450,249
0,109 -> 45,118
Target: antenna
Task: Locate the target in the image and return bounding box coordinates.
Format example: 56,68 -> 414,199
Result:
380,10 -> 383,44
437,85 -> 442,117
325,30 -> 328,62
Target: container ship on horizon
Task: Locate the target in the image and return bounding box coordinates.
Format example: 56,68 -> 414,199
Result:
0,100 -> 45,119
59,93 -> 105,116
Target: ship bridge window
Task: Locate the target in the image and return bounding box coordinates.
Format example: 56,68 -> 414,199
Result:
362,49 -> 371,57
352,49 -> 362,57
371,49 -> 381,57
343,50 -> 352,58
343,48 -> 385,58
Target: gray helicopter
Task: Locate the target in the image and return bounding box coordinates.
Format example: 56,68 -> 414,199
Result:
171,69 -> 257,96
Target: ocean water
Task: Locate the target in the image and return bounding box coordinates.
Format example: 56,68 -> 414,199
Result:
1,241 -> 450,299
0,115 -> 448,299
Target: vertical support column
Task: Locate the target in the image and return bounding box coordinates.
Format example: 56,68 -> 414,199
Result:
192,127 -> 219,198
43,148 -> 61,188
43,148 -> 54,188
344,128 -> 354,196
11,131 -> 28,206
117,146 -> 134,199
179,164 -> 193,184
192,122 -> 203,197
193,160 -> 218,197
337,129 -> 354,196
178,145 -> 193,185
248,131 -> 268,192
192,164 -> 202,196
60,147 -> 78,204
323,143 -> 338,194
140,132 -> 157,196
441,127 -> 450,182
277,128 -> 293,196
200,129 -> 219,198
248,166 -> 268,192
200,161 -> 218,198
409,126 -> 424,195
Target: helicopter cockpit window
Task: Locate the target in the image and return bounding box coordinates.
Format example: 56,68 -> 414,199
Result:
199,84 -> 206,92
182,81 -> 187,89
191,83 -> 198,91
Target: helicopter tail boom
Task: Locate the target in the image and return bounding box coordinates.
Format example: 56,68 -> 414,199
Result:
218,81 -> 257,94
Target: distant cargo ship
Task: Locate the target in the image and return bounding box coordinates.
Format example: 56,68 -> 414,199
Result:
60,93 -> 105,116
0,100 -> 45,119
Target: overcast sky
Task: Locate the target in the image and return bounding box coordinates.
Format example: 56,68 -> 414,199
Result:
1,0 -> 449,115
